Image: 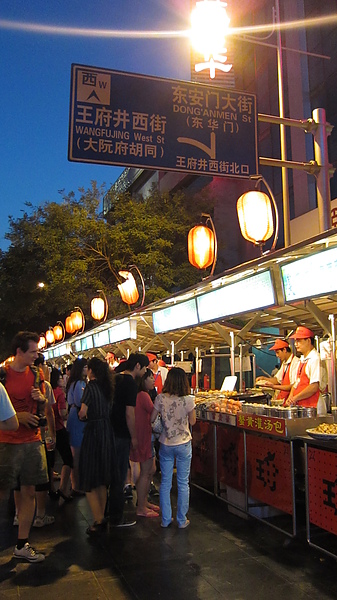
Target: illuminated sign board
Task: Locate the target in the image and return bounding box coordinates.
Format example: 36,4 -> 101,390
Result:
281,246 -> 337,302
93,330 -> 110,348
108,319 -> 137,344
197,270 -> 275,323
81,335 -> 93,351
69,65 -> 258,179
153,299 -> 199,334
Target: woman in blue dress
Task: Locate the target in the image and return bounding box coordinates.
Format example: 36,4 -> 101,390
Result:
66,358 -> 88,495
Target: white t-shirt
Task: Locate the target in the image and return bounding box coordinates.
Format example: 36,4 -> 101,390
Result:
154,393 -> 195,446
0,382 -> 16,421
275,354 -> 300,386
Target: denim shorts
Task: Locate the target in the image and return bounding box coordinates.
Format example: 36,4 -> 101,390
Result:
0,441 -> 49,490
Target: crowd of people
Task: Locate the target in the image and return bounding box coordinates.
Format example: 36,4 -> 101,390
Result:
2,324 -> 327,564
0,331 -> 196,563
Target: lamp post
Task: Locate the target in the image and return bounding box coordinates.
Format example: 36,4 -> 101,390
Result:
274,0 -> 290,247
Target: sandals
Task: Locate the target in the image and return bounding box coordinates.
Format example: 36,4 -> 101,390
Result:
86,520 -> 107,535
136,509 -> 160,518
57,490 -> 73,505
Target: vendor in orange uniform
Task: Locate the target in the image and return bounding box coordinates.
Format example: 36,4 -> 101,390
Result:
284,326 -> 321,408
256,339 -> 300,405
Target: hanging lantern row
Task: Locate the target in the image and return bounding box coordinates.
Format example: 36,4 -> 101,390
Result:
39,271 -> 146,348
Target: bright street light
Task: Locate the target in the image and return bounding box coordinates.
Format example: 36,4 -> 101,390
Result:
190,0 -> 232,79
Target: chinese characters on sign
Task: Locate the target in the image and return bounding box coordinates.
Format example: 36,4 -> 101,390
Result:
68,65 -> 258,178
237,413 -> 286,437
307,446 -> 337,536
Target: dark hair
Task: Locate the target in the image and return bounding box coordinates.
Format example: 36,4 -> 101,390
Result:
162,367 -> 190,397
138,368 -> 154,392
66,357 -> 88,394
115,352 -> 149,373
11,331 -> 39,356
87,356 -> 115,402
34,353 -> 45,367
50,367 -> 62,390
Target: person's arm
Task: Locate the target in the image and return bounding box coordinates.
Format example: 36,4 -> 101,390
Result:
151,407 -> 159,422
285,382 -> 319,406
256,376 -> 278,385
125,405 -> 137,450
188,408 -> 196,426
0,414 -> 19,431
78,403 -> 88,420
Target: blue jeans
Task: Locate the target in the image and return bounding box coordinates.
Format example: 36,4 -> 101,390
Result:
159,441 -> 192,527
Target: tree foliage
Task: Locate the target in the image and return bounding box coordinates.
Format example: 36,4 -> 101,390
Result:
0,181 -> 215,360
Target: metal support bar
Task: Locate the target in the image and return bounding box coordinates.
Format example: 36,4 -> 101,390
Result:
329,314 -> 336,408
313,108 -> 333,233
304,300 -> 331,335
259,157 -> 321,175
258,113 -> 314,131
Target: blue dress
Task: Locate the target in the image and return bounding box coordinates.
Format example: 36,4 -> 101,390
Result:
66,380 -> 86,448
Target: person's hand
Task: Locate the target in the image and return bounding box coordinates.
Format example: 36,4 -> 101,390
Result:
18,412 -> 39,429
131,436 -> 138,451
31,387 -> 45,403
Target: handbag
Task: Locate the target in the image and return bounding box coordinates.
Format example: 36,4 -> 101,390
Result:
152,413 -> 164,435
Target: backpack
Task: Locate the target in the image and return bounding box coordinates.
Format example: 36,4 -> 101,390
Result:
0,364 -> 43,389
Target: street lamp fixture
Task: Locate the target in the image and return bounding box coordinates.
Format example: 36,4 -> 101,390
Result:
190,0 -> 232,79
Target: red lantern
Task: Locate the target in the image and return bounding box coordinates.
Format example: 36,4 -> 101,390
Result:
53,323 -> 64,342
46,329 -> 55,345
71,310 -> 83,332
65,315 -> 75,334
118,271 -> 139,305
38,335 -> 46,350
188,224 -> 215,269
237,191 -> 274,244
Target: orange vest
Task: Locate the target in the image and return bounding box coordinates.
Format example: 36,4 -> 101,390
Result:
154,371 -> 163,394
278,359 -> 292,403
293,361 -> 319,407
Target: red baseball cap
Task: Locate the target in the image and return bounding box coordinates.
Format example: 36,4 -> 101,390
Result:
269,339 -> 289,351
289,326 -> 314,339
146,353 -> 157,362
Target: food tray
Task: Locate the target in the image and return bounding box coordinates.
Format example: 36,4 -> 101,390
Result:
306,426 -> 337,441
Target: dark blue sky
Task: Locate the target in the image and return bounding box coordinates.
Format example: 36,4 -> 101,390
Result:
0,0 -> 191,249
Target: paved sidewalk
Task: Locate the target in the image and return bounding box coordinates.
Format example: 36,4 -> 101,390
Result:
1,481 -> 337,600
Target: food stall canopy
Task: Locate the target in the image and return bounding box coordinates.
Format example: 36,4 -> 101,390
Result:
48,229 -> 337,361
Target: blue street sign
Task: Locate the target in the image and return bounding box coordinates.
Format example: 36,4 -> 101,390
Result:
68,64 -> 258,179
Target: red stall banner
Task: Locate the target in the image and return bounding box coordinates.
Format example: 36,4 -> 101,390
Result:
237,413 -> 286,437
308,446 -> 337,536
191,421 -> 215,492
217,426 -> 245,492
246,435 -> 293,514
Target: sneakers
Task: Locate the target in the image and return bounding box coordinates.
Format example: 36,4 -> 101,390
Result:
111,517 -> 136,528
148,482 -> 159,497
178,519 -> 190,529
14,543 -> 45,563
123,484 -> 133,500
33,514 -> 55,528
